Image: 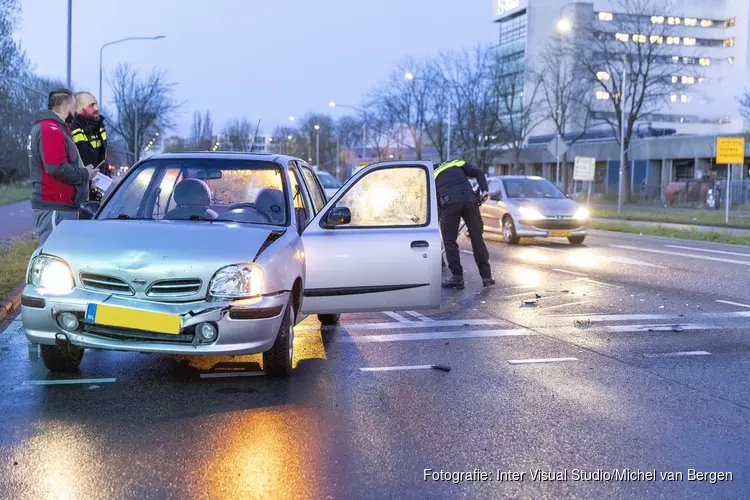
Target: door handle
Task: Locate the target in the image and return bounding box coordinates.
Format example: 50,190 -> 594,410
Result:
411,240 -> 429,248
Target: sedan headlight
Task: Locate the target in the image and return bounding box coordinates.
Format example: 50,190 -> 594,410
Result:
28,256 -> 74,294
209,263 -> 263,299
574,207 -> 590,220
518,206 -> 545,220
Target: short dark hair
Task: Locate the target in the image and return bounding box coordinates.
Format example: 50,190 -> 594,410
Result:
48,88 -> 73,111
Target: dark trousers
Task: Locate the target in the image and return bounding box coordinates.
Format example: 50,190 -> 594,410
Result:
440,201 -> 492,279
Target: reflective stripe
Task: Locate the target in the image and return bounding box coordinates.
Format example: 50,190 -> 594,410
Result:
434,160 -> 465,178
90,140 -> 102,148
72,134 -> 87,143
100,129 -> 107,140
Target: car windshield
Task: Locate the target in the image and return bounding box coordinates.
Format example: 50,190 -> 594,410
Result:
98,158 -> 289,226
318,173 -> 342,189
502,178 -> 565,199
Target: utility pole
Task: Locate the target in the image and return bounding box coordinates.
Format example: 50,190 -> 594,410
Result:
555,134 -> 561,186
617,55 -> 628,216
335,135 -> 340,179
446,100 -> 452,161
66,0 -> 72,88
133,110 -> 139,164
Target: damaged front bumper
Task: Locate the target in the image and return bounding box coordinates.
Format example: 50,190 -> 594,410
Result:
21,286 -> 289,355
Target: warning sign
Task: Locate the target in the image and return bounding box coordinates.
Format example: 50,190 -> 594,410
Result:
716,137 -> 745,165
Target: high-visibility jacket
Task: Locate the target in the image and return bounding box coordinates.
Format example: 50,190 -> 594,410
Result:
70,115 -> 108,174
434,159 -> 489,205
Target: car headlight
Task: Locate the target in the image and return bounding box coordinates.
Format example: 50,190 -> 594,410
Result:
574,207 -> 590,220
28,256 -> 74,294
209,263 -> 263,299
518,207 -> 545,220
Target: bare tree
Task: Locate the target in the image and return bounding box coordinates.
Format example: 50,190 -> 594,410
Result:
223,118 -> 254,151
739,92 -> 750,119
189,110 -> 214,150
108,63 -> 181,162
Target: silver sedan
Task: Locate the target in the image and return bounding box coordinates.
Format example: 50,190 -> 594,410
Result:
479,176 -> 589,244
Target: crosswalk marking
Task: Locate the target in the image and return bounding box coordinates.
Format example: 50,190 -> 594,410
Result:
405,311 -> 433,321
508,357 -> 578,365
296,318 -> 500,332
336,329 -> 531,343
360,365 -> 433,372
383,312 -> 413,324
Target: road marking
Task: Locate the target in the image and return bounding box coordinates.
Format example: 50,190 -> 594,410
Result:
508,357 -> 578,365
460,250 -> 474,255
359,365 -> 433,372
296,319 -> 499,332
644,351 -> 711,358
405,311 -> 433,321
716,300 -> 750,309
337,329 -> 531,343
603,323 -> 718,332
383,311 -> 414,324
611,245 -> 750,266
200,371 -> 264,379
538,300 -> 594,311
575,278 -> 622,288
23,378 -> 117,385
553,268 -> 588,276
665,245 -> 750,258
501,291 -> 539,300
559,311 -> 750,323
531,245 -> 569,253
607,256 -> 665,269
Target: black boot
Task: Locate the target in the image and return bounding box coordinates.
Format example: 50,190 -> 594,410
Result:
442,275 -> 465,289
482,277 -> 496,287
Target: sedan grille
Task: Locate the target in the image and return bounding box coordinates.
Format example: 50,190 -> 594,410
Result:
80,273 -> 134,295
147,278 -> 202,297
530,219 -> 584,230
83,324 -> 195,344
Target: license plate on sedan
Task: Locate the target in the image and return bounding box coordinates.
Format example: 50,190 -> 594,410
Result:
85,304 -> 182,335
549,230 -> 572,237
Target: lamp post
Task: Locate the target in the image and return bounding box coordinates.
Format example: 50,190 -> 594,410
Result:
618,54 -> 628,216
99,35 -> 165,102
314,125 -> 320,167
66,0 -> 72,88
329,101 -> 366,161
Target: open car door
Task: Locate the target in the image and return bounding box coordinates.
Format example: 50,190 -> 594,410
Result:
300,161 -> 441,314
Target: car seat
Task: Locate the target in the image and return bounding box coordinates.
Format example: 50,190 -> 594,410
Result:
255,188 -> 286,225
163,178 -> 218,220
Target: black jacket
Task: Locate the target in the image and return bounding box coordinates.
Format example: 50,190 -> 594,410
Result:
70,114 -> 108,175
435,160 -> 489,205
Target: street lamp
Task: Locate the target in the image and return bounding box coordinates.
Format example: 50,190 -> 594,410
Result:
556,18 -> 573,33
66,0 -> 72,88
99,35 -> 166,103
314,125 -> 320,167
404,72 -> 414,81
289,116 -> 295,121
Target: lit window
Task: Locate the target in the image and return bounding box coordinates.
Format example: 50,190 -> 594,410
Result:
684,18 -> 697,27
723,38 -> 735,47
698,77 -> 704,83
681,76 -> 695,85
683,57 -> 690,64
680,117 -> 685,123
681,95 -> 690,103
668,17 -> 681,25
650,35 -> 663,44
671,76 -> 678,83
699,58 -> 711,66
596,71 -> 610,81
701,19 -> 713,28
670,94 -> 678,103
725,18 -> 736,28
595,91 -> 610,100
632,34 -> 646,43
667,36 -> 680,45
651,16 -> 664,24
683,37 -> 696,46
672,56 -> 680,62
615,32 -> 629,42
598,12 -> 613,21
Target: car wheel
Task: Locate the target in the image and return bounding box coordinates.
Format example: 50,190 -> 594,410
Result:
40,343 -> 84,373
502,216 -> 520,245
318,313 -> 341,325
263,302 -> 294,377
568,235 -> 586,245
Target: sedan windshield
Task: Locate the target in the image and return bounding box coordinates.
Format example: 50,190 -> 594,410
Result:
502,178 -> 565,199
98,159 -> 289,225
318,172 -> 343,189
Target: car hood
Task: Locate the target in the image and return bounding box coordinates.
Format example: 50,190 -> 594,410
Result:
511,197 -> 580,216
42,220 -> 284,301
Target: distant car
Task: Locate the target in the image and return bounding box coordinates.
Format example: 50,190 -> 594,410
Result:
480,176 -> 589,244
21,153 -> 441,377
316,171 -> 344,198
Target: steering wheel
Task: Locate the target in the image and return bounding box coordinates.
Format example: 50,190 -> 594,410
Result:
224,203 -> 273,223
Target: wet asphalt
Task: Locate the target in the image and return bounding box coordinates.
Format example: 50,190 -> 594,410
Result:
1,229 -> 750,499
0,201 -> 33,242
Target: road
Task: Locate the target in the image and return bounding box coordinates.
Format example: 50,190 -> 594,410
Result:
1,230 -> 750,498
0,200 -> 33,241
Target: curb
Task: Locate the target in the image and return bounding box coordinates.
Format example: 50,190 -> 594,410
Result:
0,283 -> 24,323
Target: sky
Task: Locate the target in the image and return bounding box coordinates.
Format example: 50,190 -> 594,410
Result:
15,0 -> 496,137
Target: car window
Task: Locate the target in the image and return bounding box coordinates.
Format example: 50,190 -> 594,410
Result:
502,178 -> 565,199
301,166 -> 326,213
98,159 -> 289,226
333,167 -> 428,227
288,166 -> 314,229
318,172 -> 343,189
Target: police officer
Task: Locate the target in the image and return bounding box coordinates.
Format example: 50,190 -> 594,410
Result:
71,92 -> 108,200
435,159 -> 494,289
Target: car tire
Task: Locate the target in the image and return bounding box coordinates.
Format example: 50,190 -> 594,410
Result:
568,235 -> 586,245
318,313 -> 341,325
502,216 -> 520,245
263,302 -> 294,377
40,343 -> 84,373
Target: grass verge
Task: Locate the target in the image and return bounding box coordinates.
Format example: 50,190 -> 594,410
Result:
0,238 -> 37,300
590,221 -> 750,246
0,183 -> 30,206
594,208 -> 750,229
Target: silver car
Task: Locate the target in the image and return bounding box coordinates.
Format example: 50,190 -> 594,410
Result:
316,171 -> 344,199
21,153 -> 441,377
480,176 -> 589,245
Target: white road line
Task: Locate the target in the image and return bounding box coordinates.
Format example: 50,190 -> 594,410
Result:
337,329 -> 531,343
575,278 -> 622,288
296,319 -> 499,332
644,351 -> 711,358
611,245 -> 750,266
716,300 -> 750,309
383,311 -> 414,324
665,245 -> 750,258
359,365 -> 433,372
460,250 -> 474,255
405,311 -> 433,321
553,268 -> 588,276
200,372 -> 264,379
23,378 -> 117,385
538,300 -> 594,311
559,310 -> 750,323
531,245 -> 569,253
508,357 -> 578,365
604,323 -> 718,332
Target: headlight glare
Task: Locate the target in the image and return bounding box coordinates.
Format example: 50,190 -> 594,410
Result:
28,256 -> 74,294
209,264 -> 263,298
574,207 -> 590,220
518,207 -> 545,220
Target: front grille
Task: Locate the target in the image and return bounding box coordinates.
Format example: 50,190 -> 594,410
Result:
147,278 -> 202,297
529,219 -> 584,230
80,273 -> 133,295
83,324 -> 195,344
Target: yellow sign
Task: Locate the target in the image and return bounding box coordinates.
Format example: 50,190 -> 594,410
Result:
716,137 -> 745,164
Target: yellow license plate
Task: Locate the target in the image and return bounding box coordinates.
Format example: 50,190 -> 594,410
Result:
85,304 -> 182,335
549,230 -> 572,237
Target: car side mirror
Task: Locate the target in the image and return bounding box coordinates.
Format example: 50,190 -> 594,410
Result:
324,206 -> 351,228
79,201 -> 100,220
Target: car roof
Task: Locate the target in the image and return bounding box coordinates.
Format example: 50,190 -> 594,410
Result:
147,151 -> 306,164
488,175 -> 547,181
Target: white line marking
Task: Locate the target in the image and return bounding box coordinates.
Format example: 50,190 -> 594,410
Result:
665,245 -> 750,258
296,319 -> 499,332
575,278 -> 622,288
405,311 -> 433,321
23,378 -> 117,385
383,311 -> 414,324
553,268 -> 588,276
603,323 -> 718,332
200,371 -> 264,379
531,245 -> 569,253
538,300 -> 594,311
508,357 -> 578,365
359,365 -> 433,372
644,351 -> 711,358
607,256 -> 666,269
460,250 -> 474,255
338,329 -> 531,343
561,313 -> 680,323
716,300 -> 750,309
611,245 -> 750,266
